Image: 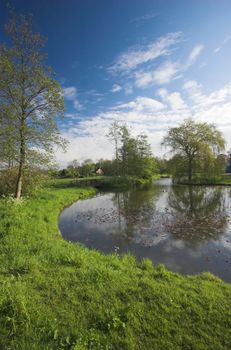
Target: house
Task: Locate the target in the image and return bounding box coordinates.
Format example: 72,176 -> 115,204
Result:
96,168 -> 104,175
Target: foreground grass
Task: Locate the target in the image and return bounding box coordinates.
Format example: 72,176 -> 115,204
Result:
0,180 -> 231,349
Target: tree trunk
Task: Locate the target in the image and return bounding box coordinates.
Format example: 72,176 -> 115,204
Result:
15,161 -> 23,199
15,124 -> 25,199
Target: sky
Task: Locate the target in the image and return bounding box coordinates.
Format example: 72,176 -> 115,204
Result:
1,0 -> 231,166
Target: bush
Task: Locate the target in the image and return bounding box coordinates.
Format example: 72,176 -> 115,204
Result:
0,167 -> 47,196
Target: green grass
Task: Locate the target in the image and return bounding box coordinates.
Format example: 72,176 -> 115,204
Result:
216,175 -> 231,185
53,175 -> 158,190
0,179 -> 231,349
175,175 -> 231,186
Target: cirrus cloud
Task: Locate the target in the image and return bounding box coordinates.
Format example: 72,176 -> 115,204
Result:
109,32 -> 183,74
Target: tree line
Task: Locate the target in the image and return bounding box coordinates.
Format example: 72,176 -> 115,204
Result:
60,118 -> 228,184
57,123 -> 157,180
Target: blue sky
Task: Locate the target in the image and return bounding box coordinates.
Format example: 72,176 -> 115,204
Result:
1,0 -> 231,165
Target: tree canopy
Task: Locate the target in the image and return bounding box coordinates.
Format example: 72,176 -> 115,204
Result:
162,118 -> 225,182
108,123 -> 156,179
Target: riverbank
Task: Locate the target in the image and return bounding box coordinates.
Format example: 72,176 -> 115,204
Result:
0,179 -> 231,349
175,175 -> 231,186
55,174 -> 162,190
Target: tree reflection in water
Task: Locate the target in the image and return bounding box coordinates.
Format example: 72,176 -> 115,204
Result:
166,186 -> 228,247
111,186 -> 163,245
110,185 -> 229,248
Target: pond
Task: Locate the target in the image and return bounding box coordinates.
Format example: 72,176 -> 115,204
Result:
59,178 -> 231,282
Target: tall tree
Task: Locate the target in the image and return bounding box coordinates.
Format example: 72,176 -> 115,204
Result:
107,121 -> 122,176
162,118 -> 225,182
119,125 -> 132,176
107,122 -> 156,179
0,13 -> 65,198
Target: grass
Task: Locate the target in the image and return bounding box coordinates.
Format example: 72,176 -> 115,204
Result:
0,179 -> 231,349
216,175 -> 231,185
53,175 -> 159,190
175,175 -> 231,186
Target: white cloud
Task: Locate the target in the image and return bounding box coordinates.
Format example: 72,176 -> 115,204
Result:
183,80 -> 231,108
114,96 -> 166,112
73,100 -> 84,111
213,34 -> 231,54
63,86 -> 77,100
134,44 -> 203,88
124,84 -> 133,95
182,80 -> 205,104
108,33 -> 203,90
111,84 -> 122,93
135,61 -> 180,87
63,86 -> 84,111
109,32 -> 183,74
152,61 -> 179,84
56,82 -> 231,166
186,44 -> 204,66
158,89 -> 188,110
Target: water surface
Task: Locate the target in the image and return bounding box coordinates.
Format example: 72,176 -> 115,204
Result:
59,179 -> 231,282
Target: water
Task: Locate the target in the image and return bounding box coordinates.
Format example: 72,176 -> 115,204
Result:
59,178 -> 231,282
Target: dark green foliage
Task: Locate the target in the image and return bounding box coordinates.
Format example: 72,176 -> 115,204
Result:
95,159 -> 117,176
108,123 -> 157,180
79,159 -> 95,177
0,166 -> 47,195
0,179 -> 231,349
154,157 -> 168,175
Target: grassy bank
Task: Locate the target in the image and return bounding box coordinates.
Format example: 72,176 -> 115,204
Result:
92,175 -> 154,189
174,175 -> 231,186
0,179 -> 231,349
56,175 -> 160,190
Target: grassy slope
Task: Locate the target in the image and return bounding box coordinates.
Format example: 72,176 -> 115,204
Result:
0,180 -> 231,350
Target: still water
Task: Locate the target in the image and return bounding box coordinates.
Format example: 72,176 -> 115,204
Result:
59,179 -> 231,282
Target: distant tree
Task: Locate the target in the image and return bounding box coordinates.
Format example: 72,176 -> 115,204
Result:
154,157 -> 168,175
162,118 -> 225,182
67,159 -> 79,178
135,134 -> 156,179
95,159 -> 116,176
167,154 -> 188,180
0,13 -> 65,198
118,125 -> 133,176
79,159 -> 95,177
107,123 -> 156,179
